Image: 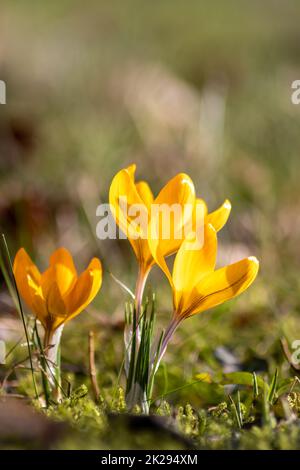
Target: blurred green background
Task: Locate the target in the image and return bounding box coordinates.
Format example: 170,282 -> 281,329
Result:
1,0 -> 300,448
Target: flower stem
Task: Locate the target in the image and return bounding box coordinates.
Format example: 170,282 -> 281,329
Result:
43,324 -> 64,401
134,264 -> 150,348
126,382 -> 149,414
157,315 -> 180,365
135,264 -> 150,321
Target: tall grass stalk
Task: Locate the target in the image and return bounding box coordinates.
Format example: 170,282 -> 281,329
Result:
0,234 -> 39,400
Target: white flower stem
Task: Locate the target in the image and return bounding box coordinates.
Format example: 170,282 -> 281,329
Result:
44,324 -> 64,400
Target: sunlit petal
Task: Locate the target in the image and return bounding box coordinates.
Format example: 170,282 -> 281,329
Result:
46,282 -> 67,319
49,247 -> 77,297
135,181 -> 154,210
131,239 -> 154,269
196,198 -> 208,217
172,223 -> 217,312
148,173 -> 196,282
153,173 -> 196,253
183,256 -> 259,318
206,199 -> 231,232
109,167 -> 149,241
13,248 -> 41,309
126,163 -> 136,179
65,258 -> 102,321
40,265 -> 56,301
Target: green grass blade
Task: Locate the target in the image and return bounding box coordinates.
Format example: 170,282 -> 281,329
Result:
1,234 -> 39,400
267,368 -> 278,404
252,372 -> 259,399
34,322 -> 51,406
236,390 -> 243,426
229,394 -> 242,429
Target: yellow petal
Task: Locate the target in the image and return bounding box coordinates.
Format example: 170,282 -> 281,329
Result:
124,169 -> 154,267
182,256 -> 259,318
186,198 -> 208,242
13,248 -> 47,324
126,163 -> 136,179
154,173 -> 196,242
13,248 -> 40,298
206,199 -> 231,232
109,166 -> 153,266
172,224 -> 217,313
109,167 -> 149,241
65,258 -> 102,321
165,199 -> 208,279
46,282 -> 67,319
131,239 -> 154,269
195,198 -> 208,217
49,247 -> 77,297
30,292 -> 48,327
149,173 -> 196,282
40,265 -> 56,301
135,181 -> 154,210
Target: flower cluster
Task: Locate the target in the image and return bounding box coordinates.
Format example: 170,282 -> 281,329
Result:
110,165 -> 259,411
12,164 -> 259,411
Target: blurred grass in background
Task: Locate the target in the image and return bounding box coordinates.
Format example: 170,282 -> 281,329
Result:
1,0 -> 300,448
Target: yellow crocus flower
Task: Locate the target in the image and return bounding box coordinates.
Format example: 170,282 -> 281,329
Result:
109,164 -> 231,316
148,223 -> 259,348
109,164 -> 195,314
13,247 -> 102,346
